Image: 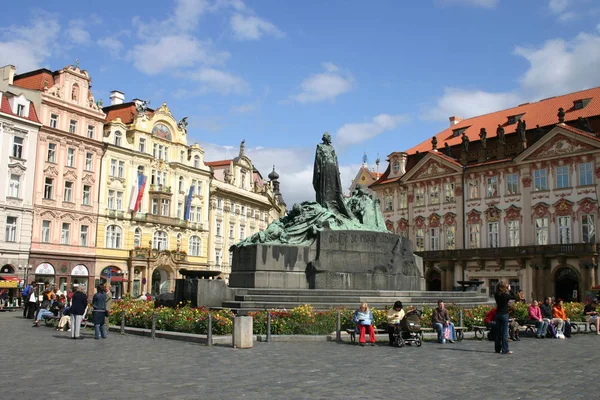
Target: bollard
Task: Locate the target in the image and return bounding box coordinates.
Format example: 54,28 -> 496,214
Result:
233,316 -> 253,348
151,313 -> 157,339
336,310 -> 341,342
266,312 -> 272,343
207,313 -> 213,346
459,310 -> 463,327
120,311 -> 125,335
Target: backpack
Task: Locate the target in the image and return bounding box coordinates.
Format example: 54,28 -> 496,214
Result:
23,286 -> 31,297
546,323 -> 557,338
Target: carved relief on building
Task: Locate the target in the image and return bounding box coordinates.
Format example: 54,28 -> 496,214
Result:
63,169 -> 78,180
529,134 -> 594,159
577,197 -> 597,215
553,198 -> 574,217
397,218 -> 408,231
414,216 -> 426,229
522,176 -> 532,188
82,174 -> 96,184
8,163 -> 26,175
428,213 -> 441,228
532,202 -> 551,218
44,165 -> 59,176
466,209 -> 481,225
504,205 -> 522,223
443,212 -> 456,226
454,185 -> 462,197
485,206 -> 501,222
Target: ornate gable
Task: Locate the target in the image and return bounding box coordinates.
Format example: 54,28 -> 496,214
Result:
414,216 -> 426,229
385,220 -> 394,232
428,213 -> 441,228
577,197 -> 597,214
485,206 -> 502,222
443,212 -> 456,226
8,163 -> 26,175
554,198 -> 574,216
466,209 -> 481,225
412,160 -> 453,180
63,169 -> 78,180
532,202 -> 551,218
44,165 -> 59,176
397,218 -> 408,231
504,205 -> 522,222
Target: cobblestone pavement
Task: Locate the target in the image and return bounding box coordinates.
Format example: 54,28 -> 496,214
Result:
1,311 -> 597,400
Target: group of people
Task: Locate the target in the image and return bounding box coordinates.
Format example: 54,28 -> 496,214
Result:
23,281 -> 113,340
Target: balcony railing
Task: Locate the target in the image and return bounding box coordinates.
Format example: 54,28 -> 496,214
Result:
148,184 -> 172,194
416,243 -> 598,261
130,247 -> 187,262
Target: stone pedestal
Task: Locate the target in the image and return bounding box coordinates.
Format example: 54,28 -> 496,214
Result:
233,316 -> 253,349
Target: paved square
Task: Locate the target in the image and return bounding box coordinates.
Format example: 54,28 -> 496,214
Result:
1,311 -> 597,400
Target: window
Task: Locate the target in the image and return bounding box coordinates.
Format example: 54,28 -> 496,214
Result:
80,225 -> 89,246
61,223 -> 70,245
215,250 -> 221,266
178,177 -> 184,192
50,114 -> 58,129
87,125 -> 95,139
229,224 -> 235,239
486,176 -> 498,197
415,187 -> 425,206
415,229 -> 424,251
134,228 -> 142,248
488,222 -> 499,248
556,166 -> 569,189
506,173 -> 519,195
398,191 -> 407,209
446,226 -> 455,250
429,227 -> 439,251
106,225 -> 122,248
216,222 -> 222,237
82,185 -> 91,206
8,174 -> 20,198
444,183 -> 454,203
63,181 -> 73,202
41,221 -> 51,243
535,217 -> 549,245
533,169 -> 547,191
153,231 -> 167,251
579,162 -> 593,186
557,216 -> 571,244
164,147 -> 169,161
240,226 -> 245,240
5,217 -> 17,242
44,178 -> 54,199
385,194 -> 393,211
85,152 -> 93,171
161,199 -> 169,216
180,151 -> 185,163
114,131 -> 122,146
189,236 -> 201,256
47,143 -> 57,163
194,155 -> 200,168
118,161 -> 125,178
116,191 -> 123,210
217,198 -> 223,209
468,180 -> 479,199
151,199 -> 158,214
139,138 -> 146,153
582,214 -> 596,243
195,206 -> 202,223
429,185 -> 440,205
67,148 -> 75,167
508,221 -> 520,247
469,225 -> 480,248
177,203 -> 183,219
107,190 -> 115,210
109,160 -> 116,176
16,104 -> 25,116
69,119 -> 77,134
158,145 -> 163,160
12,136 -> 23,158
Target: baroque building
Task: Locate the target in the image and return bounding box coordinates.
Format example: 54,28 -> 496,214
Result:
12,64 -> 106,294
100,92 -> 211,297
0,65 -> 42,294
349,153 -> 382,197
206,142 -> 287,279
371,87 -> 600,302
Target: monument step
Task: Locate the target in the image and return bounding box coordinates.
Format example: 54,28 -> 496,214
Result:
232,288 -> 485,298
222,300 -> 494,311
234,294 -> 491,304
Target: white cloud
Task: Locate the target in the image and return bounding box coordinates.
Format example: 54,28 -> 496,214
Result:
98,36 -> 124,58
423,88 -> 522,121
66,20 -> 91,45
230,13 -> 283,40
130,35 -> 229,75
548,0 -> 570,14
438,0 -> 498,8
292,62 -> 354,104
0,11 -> 60,72
231,103 -> 256,113
188,67 -> 249,94
173,0 -> 210,31
336,114 -> 410,147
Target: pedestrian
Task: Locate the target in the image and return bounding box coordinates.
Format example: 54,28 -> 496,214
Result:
70,285 -> 88,340
104,283 -> 112,336
92,284 -> 108,339
22,282 -> 34,318
0,289 -> 7,310
25,284 -> 37,319
494,281 -> 515,354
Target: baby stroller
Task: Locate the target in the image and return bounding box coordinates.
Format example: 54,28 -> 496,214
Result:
391,309 -> 423,347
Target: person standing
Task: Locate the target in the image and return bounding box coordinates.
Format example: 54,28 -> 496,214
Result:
104,283 -> 112,337
70,285 -> 88,340
92,284 -> 108,339
494,281 -> 515,354
432,300 -> 456,343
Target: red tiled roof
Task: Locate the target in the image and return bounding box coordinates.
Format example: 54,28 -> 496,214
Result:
406,86 -> 600,154
0,94 -> 40,123
104,102 -> 154,124
205,160 -> 232,167
12,69 -> 55,90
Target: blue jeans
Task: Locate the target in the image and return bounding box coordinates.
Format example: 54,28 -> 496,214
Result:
36,309 -> 53,321
495,312 -> 509,353
536,320 -> 549,337
94,323 -> 107,339
433,322 -> 456,341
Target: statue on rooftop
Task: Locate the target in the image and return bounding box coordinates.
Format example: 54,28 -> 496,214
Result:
444,142 -> 453,157
431,136 -> 438,150
578,117 -> 593,133
558,107 -> 565,123
461,132 -> 469,153
496,124 -> 505,144
479,128 -> 487,148
177,117 -> 188,132
516,120 -> 527,142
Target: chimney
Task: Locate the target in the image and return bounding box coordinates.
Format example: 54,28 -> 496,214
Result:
449,116 -> 463,127
109,90 -> 125,105
0,65 -> 16,85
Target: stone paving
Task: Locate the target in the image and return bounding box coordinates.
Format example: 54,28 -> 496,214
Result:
1,311 -> 598,400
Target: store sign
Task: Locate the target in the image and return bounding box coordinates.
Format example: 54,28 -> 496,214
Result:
0,280 -> 18,288
71,264 -> 89,276
35,263 -> 55,275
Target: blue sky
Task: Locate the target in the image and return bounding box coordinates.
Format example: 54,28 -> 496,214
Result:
2,0 -> 600,205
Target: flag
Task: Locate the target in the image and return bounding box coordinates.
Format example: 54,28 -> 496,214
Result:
184,185 -> 195,220
132,174 -> 147,212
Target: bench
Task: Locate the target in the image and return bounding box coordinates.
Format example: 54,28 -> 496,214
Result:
472,325 -> 489,340
346,327 -> 387,343
421,326 -> 465,341
570,321 -> 597,334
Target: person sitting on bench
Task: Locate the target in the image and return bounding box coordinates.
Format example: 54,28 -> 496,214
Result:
432,300 -> 456,343
353,302 -> 376,346
583,299 -> 600,335
541,297 -> 563,335
386,301 -> 405,346
527,300 -> 549,338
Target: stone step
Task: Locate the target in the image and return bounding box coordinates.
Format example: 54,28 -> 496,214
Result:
234,294 -> 491,304
232,288 -> 485,298
222,300 -> 494,311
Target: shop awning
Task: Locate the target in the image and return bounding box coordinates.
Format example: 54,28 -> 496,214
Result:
105,276 -> 127,283
0,275 -> 19,288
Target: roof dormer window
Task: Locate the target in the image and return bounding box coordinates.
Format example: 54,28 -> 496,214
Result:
507,113 -> 525,125
16,104 -> 25,117
574,98 -> 591,110
452,127 -> 467,137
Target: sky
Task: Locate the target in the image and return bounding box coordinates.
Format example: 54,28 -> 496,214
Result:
1,0 -> 600,206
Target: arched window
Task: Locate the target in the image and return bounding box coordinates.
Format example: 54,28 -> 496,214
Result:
153,231 -> 167,251
114,131 -> 122,146
134,228 -> 142,248
106,225 -> 122,248
189,236 -> 201,256
179,176 -> 184,192
194,155 -> 200,168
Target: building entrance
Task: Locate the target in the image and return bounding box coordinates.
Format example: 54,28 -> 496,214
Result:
554,267 -> 579,302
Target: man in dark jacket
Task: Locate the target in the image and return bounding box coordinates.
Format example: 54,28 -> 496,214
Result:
432,300 -> 456,343
541,296 -> 563,335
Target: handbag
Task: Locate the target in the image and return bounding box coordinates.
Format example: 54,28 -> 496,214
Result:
444,325 -> 450,339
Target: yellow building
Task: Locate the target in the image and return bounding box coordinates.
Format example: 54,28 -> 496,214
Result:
96,92 -> 211,297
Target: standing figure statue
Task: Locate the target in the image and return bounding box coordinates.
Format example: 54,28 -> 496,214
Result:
496,124 -> 505,144
313,133 -> 355,220
479,128 -> 487,148
516,120 -> 527,142
461,133 -> 470,153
